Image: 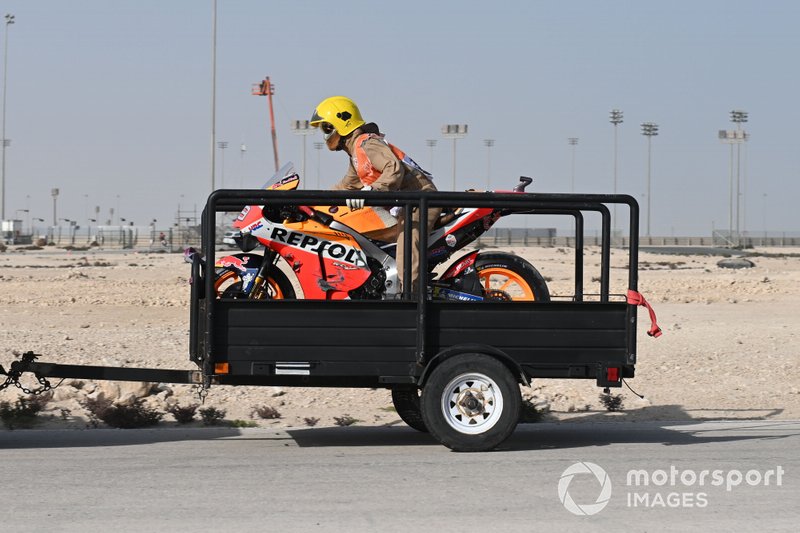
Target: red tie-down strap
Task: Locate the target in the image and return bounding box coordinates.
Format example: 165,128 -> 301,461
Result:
627,289 -> 663,338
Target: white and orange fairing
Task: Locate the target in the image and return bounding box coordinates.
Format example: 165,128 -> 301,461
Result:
231,174 -> 396,300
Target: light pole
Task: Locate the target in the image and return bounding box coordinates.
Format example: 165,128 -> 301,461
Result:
483,139 -> 495,190
567,138 -> 579,193
718,122 -> 748,246
640,122 -> 659,238
730,109 -> 748,244
14,208 -> 26,236
239,142 -> 246,188
313,141 -> 324,189
2,13 -> 15,221
210,0 -> 217,196
609,109 -> 623,236
442,124 -> 468,190
88,218 -> 96,243
51,188 -> 59,227
217,141 -> 228,188
425,139 -> 437,175
290,120 -> 314,186
32,217 -> 43,238
60,218 -> 76,245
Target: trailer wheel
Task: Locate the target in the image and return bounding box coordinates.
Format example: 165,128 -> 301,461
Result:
391,387 -> 428,432
475,253 -> 550,301
421,354 -> 521,452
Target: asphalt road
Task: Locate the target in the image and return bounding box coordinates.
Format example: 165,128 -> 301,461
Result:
1,420 -> 797,532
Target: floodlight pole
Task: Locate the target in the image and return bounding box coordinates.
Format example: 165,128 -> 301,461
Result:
483,139 -> 495,190
210,1 -> 217,194
718,111 -> 749,247
291,120 -> 314,186
313,141 -> 324,189
441,124 -> 468,190
609,109 -> 623,238
567,138 -> 579,193
2,13 -> 15,221
640,122 -> 659,238
217,141 -> 228,189
425,139 -> 437,175
730,110 -> 748,245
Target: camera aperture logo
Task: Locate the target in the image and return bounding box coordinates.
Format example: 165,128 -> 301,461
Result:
558,462 -> 612,516
558,462 -> 785,515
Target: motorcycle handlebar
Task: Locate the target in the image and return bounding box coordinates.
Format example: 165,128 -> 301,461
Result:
514,176 -> 533,193
298,205 -> 333,226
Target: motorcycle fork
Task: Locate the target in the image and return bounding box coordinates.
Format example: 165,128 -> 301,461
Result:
248,248 -> 279,300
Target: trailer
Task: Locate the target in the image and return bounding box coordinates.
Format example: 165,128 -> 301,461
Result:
1,185 -> 660,451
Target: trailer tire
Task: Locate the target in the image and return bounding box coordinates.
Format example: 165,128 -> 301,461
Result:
421,354 -> 521,452
474,253 -> 550,301
391,387 -> 428,432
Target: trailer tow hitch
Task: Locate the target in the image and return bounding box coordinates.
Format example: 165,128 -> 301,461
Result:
0,351 -> 62,395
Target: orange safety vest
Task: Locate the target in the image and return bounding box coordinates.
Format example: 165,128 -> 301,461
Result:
352,133 -> 407,186
352,133 -> 432,187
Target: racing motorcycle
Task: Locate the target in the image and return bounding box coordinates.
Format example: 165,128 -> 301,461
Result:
213,164 -> 550,302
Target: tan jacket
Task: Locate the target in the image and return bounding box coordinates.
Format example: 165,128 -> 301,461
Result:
332,123 -> 437,193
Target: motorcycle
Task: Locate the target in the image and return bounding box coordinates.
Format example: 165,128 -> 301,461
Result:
212,164 -> 550,302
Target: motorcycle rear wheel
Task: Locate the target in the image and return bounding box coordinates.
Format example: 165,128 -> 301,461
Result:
474,253 -> 550,302
214,268 -> 296,299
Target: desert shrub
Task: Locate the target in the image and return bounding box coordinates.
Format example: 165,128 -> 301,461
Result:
519,397 -> 547,423
82,397 -> 163,429
599,392 -> 625,412
228,419 -> 259,428
333,414 -> 359,427
252,405 -> 281,420
199,406 -> 226,426
167,403 -> 199,424
304,417 -> 320,427
0,394 -> 52,429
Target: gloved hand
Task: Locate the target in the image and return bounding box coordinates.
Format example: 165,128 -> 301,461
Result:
346,186 -> 371,210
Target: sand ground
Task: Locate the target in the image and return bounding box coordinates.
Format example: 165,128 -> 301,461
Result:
1,244 -> 798,429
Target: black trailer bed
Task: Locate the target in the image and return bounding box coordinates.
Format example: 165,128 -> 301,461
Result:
199,299 -> 631,388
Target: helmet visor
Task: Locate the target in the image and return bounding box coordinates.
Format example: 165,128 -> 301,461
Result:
320,122 -> 336,140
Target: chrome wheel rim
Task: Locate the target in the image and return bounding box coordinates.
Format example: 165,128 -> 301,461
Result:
440,372 -> 504,435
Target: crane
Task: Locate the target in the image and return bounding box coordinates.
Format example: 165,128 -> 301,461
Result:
252,77 -> 280,173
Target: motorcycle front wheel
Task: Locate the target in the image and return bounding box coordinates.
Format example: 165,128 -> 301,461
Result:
214,267 -> 296,299
474,252 -> 550,302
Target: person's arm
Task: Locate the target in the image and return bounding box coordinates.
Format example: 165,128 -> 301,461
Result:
331,163 -> 363,190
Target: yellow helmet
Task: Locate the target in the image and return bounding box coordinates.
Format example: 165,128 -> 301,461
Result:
310,96 -> 365,139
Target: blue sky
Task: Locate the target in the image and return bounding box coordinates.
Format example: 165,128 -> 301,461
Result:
2,0 -> 798,235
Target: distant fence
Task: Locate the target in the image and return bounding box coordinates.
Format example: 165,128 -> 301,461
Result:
14,225 -> 800,250
25,225 -> 202,252
474,228 -> 800,248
